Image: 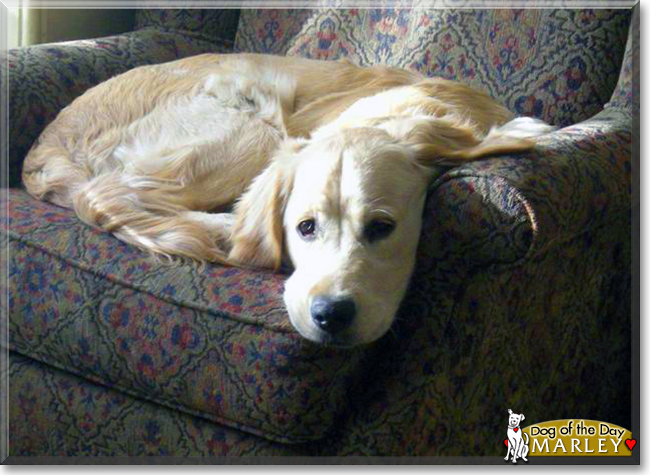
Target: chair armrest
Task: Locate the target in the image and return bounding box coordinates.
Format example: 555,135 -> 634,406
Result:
419,3 -> 636,274
4,29 -> 233,187
419,107 -> 632,274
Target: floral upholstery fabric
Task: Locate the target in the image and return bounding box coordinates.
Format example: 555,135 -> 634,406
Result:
430,107 -> 632,270
5,189 -> 369,444
235,8 -> 630,128
135,9 -> 241,47
9,353 -> 295,457
607,3 -> 639,115
5,6 -> 635,458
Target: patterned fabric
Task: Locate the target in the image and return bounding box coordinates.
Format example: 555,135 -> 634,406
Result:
430,107 -> 632,269
2,29 -> 233,188
9,353 -> 296,457
4,190 -> 368,444
607,6 -> 638,114
235,9 -> 631,128
135,9 -> 241,47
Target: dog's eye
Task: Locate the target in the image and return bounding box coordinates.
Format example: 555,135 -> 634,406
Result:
364,219 -> 396,243
297,219 -> 316,238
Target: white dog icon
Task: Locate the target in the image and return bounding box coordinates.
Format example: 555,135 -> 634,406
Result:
505,408 -> 529,463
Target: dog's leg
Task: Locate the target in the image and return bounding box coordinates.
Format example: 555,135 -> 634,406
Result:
505,439 -> 511,461
521,435 -> 529,462
512,439 -> 520,464
73,173 -> 234,263
182,211 -> 235,250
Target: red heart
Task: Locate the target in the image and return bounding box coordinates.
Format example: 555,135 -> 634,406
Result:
625,439 -> 636,451
514,428 -> 519,432
504,439 -> 508,447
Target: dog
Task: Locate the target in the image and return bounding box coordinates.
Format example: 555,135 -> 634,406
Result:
22,53 -> 553,347
505,409 -> 530,463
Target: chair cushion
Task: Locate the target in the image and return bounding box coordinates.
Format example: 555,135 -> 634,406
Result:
10,353 -> 297,457
235,8 -> 631,127
4,189 -> 369,444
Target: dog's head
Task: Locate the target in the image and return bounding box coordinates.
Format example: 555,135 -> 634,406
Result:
228,94 -> 537,347
508,409 -> 525,428
283,128 -> 437,347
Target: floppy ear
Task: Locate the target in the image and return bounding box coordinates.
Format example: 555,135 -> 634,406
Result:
379,116 -> 536,167
413,130 -> 534,165
227,139 -> 305,270
520,414 -> 525,421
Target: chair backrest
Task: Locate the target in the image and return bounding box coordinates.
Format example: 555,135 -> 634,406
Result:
135,9 -> 241,47
235,8 -> 631,127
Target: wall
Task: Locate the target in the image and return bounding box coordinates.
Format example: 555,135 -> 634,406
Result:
26,9 -> 135,45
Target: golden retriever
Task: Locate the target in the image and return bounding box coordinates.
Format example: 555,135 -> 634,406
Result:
22,53 -> 553,347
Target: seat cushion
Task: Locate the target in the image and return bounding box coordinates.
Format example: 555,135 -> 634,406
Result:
235,8 -> 631,127
9,352 -> 298,457
4,189 -> 369,444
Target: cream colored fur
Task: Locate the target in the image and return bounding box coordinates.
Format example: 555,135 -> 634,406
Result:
23,53 -> 553,346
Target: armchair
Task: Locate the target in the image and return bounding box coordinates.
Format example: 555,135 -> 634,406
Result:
2,6 -> 635,458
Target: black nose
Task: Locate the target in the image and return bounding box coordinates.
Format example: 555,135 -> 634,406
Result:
311,296 -> 356,334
